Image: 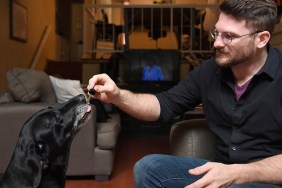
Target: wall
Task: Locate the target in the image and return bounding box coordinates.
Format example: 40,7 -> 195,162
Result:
271,21 -> 282,48
70,3 -> 84,61
0,0 -> 60,92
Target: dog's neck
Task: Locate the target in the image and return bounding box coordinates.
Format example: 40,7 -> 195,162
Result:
1,149 -> 70,188
38,151 -> 71,188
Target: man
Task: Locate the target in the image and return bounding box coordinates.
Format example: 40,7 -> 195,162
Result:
88,0 -> 282,187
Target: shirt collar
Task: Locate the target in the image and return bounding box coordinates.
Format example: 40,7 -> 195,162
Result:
259,45 -> 281,80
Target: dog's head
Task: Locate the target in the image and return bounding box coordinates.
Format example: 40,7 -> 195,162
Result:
10,94 -> 91,187
24,94 -> 91,164
31,94 -> 90,154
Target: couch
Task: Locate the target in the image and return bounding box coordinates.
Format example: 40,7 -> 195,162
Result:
170,118 -> 215,160
0,67 -> 121,181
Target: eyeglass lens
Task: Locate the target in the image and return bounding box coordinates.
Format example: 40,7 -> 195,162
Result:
210,29 -> 232,44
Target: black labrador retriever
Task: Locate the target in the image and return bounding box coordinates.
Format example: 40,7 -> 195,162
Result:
0,94 -> 91,188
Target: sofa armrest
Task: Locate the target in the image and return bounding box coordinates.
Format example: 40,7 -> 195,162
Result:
92,112 -> 121,181
67,104 -> 97,176
96,113 -> 121,150
170,118 -> 215,160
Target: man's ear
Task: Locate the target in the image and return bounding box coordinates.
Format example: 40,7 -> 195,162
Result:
256,31 -> 271,48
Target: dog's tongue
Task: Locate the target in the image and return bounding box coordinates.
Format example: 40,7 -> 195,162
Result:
87,104 -> 91,112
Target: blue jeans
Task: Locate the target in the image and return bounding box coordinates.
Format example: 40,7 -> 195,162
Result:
134,154 -> 282,188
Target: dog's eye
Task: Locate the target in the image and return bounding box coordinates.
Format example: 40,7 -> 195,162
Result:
35,141 -> 46,155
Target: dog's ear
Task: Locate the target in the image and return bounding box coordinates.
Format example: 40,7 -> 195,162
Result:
28,154 -> 43,188
16,136 -> 43,187
28,141 -> 43,188
35,140 -> 50,170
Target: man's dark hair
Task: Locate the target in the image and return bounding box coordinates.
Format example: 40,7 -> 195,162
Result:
219,0 -> 277,35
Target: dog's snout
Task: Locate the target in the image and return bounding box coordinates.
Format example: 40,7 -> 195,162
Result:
69,94 -> 87,104
78,94 -> 87,101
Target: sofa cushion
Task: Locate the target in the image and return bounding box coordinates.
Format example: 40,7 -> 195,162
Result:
49,75 -> 85,103
6,67 -> 57,103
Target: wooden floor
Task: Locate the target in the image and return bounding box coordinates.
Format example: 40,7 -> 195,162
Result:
65,133 -> 170,188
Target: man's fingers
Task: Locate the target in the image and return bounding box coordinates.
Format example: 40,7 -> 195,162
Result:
189,162 -> 212,175
87,73 -> 118,103
93,84 -> 106,93
88,74 -> 108,90
185,163 -> 214,188
87,75 -> 97,90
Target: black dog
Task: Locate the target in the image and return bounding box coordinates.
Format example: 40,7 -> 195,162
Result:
0,94 -> 91,188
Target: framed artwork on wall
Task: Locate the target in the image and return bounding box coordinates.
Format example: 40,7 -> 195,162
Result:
10,1 -> 28,42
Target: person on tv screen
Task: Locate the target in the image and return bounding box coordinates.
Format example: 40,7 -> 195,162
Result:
141,55 -> 163,81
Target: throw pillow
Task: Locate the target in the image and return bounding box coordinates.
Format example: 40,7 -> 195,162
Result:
49,75 -> 85,103
90,98 -> 111,122
6,67 -> 57,103
6,68 -> 39,103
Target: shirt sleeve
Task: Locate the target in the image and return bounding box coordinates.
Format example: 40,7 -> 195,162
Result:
155,64 -> 205,123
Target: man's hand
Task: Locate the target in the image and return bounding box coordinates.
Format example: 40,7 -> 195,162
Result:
88,73 -> 161,121
185,162 -> 244,188
87,73 -> 120,103
185,154 -> 282,188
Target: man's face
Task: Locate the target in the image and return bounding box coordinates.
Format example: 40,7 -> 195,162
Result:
213,13 -> 257,67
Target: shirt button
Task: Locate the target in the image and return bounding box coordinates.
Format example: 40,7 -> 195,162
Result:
232,146 -> 237,151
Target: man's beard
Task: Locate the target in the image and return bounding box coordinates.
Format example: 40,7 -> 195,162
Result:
215,41 -> 256,67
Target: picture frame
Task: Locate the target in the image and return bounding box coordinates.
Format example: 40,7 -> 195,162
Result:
10,1 -> 28,42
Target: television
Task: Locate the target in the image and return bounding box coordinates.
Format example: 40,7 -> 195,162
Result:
123,49 -> 180,84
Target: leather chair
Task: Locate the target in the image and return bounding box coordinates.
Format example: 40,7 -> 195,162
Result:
170,118 -> 215,160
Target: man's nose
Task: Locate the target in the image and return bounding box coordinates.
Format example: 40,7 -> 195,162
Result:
213,35 -> 226,48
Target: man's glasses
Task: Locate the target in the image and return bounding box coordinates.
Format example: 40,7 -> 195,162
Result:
210,28 -> 262,44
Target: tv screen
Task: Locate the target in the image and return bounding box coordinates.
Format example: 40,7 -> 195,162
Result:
123,49 -> 180,83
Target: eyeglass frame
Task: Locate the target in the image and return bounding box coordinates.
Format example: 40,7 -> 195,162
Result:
209,28 -> 262,44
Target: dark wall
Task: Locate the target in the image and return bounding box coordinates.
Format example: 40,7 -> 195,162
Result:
56,0 -> 83,40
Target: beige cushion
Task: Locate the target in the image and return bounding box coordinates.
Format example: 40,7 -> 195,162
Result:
6,67 -> 56,103
49,75 -> 85,103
